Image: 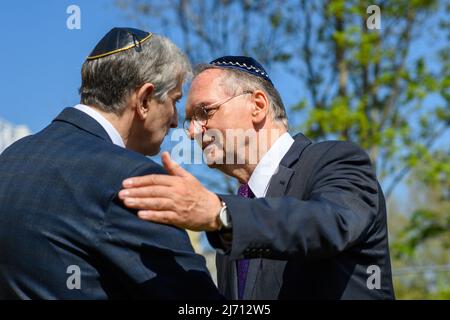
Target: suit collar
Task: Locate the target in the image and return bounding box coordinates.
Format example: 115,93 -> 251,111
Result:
266,133 -> 311,197
52,107 -> 113,143
73,104 -> 125,148
279,133 -> 312,168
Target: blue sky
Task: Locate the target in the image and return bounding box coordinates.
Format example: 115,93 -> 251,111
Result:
0,1 -> 134,132
0,1 -> 303,133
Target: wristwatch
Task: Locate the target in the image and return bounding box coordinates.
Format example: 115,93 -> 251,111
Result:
217,200 -> 232,230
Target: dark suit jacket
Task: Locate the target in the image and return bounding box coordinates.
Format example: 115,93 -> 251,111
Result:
0,107 -> 221,299
208,133 -> 395,299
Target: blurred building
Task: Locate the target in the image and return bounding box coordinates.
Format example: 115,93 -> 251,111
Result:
0,118 -> 31,154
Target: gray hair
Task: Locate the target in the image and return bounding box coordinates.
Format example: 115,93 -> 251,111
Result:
195,64 -> 289,129
79,34 -> 192,115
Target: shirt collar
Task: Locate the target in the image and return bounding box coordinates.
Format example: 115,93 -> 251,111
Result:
73,104 -> 125,148
248,132 -> 294,198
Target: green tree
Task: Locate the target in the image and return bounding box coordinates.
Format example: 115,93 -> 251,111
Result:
389,174 -> 450,299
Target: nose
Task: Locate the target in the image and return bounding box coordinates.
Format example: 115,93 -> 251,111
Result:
188,121 -> 195,140
170,110 -> 178,129
187,121 -> 205,141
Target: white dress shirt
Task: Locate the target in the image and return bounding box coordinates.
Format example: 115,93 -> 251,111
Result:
248,132 -> 295,197
73,104 -> 125,148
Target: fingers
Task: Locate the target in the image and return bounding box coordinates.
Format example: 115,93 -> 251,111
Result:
161,152 -> 190,178
122,153 -> 192,189
137,210 -> 181,226
122,197 -> 174,211
118,186 -> 171,199
122,174 -> 177,188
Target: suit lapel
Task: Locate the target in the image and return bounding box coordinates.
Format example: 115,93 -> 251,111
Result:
243,259 -> 262,299
266,165 -> 295,197
230,258 -> 239,300
266,133 -> 312,197
219,254 -> 239,299
239,134 -> 312,299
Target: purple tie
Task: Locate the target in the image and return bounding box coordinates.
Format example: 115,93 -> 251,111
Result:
237,183 -> 254,300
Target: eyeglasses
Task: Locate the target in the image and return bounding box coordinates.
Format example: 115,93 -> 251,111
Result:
183,90 -> 253,135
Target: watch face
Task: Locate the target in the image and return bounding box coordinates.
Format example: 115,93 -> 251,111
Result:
220,207 -> 230,228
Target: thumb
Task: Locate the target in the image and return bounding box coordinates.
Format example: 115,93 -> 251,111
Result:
161,151 -> 190,177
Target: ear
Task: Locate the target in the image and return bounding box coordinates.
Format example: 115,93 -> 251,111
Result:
135,83 -> 155,120
251,90 -> 270,125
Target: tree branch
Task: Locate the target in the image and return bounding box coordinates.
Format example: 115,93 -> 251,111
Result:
385,125 -> 449,199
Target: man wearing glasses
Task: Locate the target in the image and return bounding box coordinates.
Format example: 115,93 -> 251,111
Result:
119,56 -> 395,300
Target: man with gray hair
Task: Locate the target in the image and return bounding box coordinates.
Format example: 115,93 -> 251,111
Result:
119,55 -> 395,300
0,27 -> 221,299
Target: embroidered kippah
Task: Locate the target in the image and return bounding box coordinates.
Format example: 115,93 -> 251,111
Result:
210,56 -> 273,85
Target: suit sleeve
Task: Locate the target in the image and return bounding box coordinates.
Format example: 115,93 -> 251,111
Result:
207,142 -> 379,261
95,163 -> 222,299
